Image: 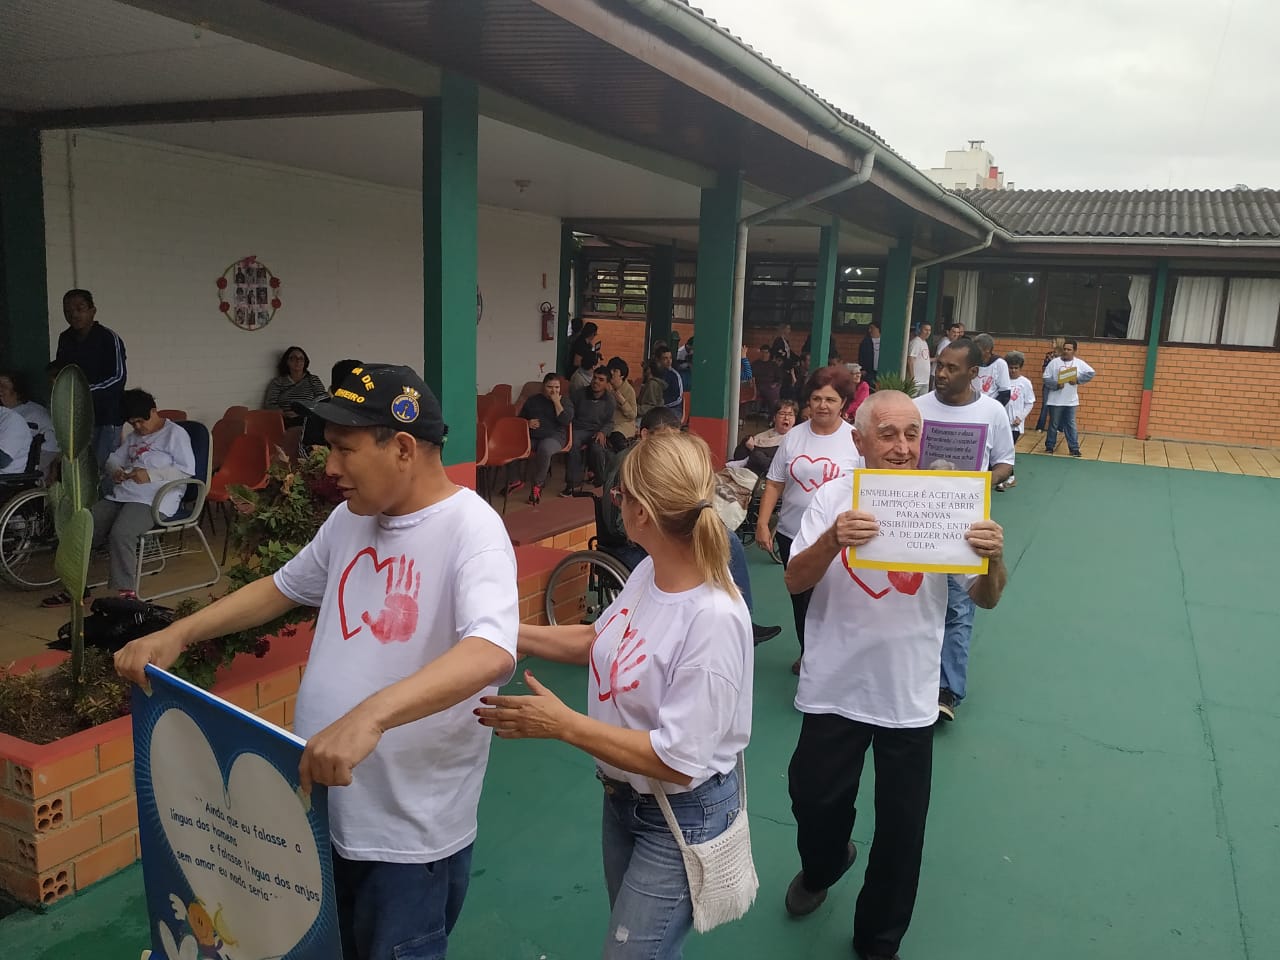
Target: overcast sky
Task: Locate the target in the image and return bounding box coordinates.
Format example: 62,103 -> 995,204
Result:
691,0 -> 1277,191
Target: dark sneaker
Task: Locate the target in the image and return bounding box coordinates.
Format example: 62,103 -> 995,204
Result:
853,945 -> 901,960
938,688 -> 958,722
558,487 -> 576,498
528,484 -> 543,505
505,478 -> 525,494
752,623 -> 782,646
784,843 -> 857,917
1070,450 -> 1082,458
1044,445 -> 1055,454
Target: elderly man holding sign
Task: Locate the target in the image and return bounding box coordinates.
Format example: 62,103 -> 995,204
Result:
780,390 -> 1007,960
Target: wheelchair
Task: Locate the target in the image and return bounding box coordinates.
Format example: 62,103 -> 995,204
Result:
0,438 -> 58,590
543,492 -> 637,626
733,472 -> 781,563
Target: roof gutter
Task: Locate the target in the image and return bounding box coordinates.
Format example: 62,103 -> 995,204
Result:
621,0 -> 1010,245
993,234 -> 1280,247
726,154 -> 876,453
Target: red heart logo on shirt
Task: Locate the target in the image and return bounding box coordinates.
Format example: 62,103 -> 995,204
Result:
337,547 -> 423,643
840,551 -> 923,599
887,570 -> 924,595
789,455 -> 840,493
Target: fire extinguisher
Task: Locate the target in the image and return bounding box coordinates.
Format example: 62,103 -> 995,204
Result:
540,301 -> 555,342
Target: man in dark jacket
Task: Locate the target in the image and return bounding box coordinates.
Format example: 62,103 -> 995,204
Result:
518,373 -> 573,504
562,367 -> 614,496
857,320 -> 881,388
56,289 -> 127,493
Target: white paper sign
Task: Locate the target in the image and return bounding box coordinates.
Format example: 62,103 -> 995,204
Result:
847,469 -> 991,574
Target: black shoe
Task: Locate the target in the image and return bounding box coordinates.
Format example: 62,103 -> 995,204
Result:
938,687 -> 958,722
784,843 -> 857,917
528,484 -> 542,505
1044,446 -> 1055,454
1070,450 -> 1082,458
558,487 -> 576,498
853,946 -> 901,960
752,623 -> 781,646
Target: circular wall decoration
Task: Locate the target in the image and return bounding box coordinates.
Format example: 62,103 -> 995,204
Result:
216,256 -> 281,331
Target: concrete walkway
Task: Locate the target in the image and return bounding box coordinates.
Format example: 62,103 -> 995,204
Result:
2,454 -> 1276,959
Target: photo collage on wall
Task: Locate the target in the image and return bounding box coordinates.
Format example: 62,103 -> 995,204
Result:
216,256 -> 282,330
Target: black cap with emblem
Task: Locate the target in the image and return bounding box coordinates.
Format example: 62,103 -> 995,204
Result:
301,363 -> 448,444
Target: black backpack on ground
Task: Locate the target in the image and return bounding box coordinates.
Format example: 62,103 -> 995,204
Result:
53,597 -> 176,653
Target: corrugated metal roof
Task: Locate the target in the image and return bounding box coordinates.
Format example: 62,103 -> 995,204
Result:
957,188 -> 1280,240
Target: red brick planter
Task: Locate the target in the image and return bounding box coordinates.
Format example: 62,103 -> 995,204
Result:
0,545 -> 570,907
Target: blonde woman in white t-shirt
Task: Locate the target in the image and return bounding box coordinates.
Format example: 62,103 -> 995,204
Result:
755,365 -> 863,674
478,431 -> 754,959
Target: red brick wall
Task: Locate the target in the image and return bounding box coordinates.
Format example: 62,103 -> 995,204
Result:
992,337 -> 1147,438
589,318 -> 694,378
1148,347 -> 1280,447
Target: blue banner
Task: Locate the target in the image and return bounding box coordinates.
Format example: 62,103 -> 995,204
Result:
133,666 -> 340,960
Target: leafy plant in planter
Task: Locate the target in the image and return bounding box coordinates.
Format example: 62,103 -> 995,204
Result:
873,370 -> 919,397
45,364 -> 98,690
0,445 -> 339,743
170,445 -> 338,689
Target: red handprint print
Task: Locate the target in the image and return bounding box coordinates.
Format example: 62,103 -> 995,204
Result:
789,455 -> 841,492
597,625 -> 647,702
362,555 -> 422,644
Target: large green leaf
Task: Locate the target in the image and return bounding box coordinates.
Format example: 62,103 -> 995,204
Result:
54,506 -> 92,599
64,448 -> 98,513
51,365 -> 95,460
54,507 -> 93,687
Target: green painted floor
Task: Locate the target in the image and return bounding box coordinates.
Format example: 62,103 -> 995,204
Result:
4,456 -> 1277,959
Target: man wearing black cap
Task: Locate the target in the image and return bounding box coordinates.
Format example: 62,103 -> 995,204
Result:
115,363 -> 519,959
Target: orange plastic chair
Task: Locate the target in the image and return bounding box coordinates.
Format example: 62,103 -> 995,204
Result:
205,433 -> 271,563
243,409 -> 286,454
157,408 -> 187,421
210,416 -> 247,473
482,402 -> 515,433
489,383 -> 513,406
222,405 -> 250,421
514,380 -> 543,409
483,416 -> 532,513
681,391 -> 692,428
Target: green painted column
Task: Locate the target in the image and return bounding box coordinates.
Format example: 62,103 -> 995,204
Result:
1143,259 -> 1169,390
647,243 -> 675,356
689,170 -> 742,456
1136,258 -> 1169,438
924,264 -> 943,329
0,128 -> 52,399
878,219 -> 916,380
811,221 -> 838,366
556,222 -> 574,376
422,73 -> 478,470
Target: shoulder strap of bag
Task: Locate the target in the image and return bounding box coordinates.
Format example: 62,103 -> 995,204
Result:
646,752 -> 747,851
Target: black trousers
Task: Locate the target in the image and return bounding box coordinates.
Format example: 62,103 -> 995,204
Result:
788,712 -> 934,957
775,532 -> 810,652
566,436 -> 608,488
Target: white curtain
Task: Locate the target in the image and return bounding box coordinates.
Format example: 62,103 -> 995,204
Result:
1168,277 -> 1223,343
954,271 -> 979,329
1126,275 -> 1150,339
1221,278 -> 1280,346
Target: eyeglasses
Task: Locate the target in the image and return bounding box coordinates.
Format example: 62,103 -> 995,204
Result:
609,486 -> 627,507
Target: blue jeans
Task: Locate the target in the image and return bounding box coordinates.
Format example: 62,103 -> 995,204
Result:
1045,405 -> 1079,454
600,769 -> 741,959
333,844 -> 473,960
93,424 -> 122,498
941,575 -> 976,701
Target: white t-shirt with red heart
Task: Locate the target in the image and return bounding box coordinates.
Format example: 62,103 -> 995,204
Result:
588,556 -> 753,794
766,419 -> 863,539
275,489 -> 519,863
792,474 -> 976,727
976,357 -> 1011,399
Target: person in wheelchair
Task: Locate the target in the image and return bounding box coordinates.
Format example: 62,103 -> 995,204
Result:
0,403 -> 34,478
598,406 -> 781,646
43,389 -> 194,606
729,399 -> 798,477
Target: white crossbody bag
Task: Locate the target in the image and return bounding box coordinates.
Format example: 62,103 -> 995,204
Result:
646,753 -> 759,932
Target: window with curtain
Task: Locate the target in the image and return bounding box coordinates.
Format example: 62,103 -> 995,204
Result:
1168,276 -> 1224,343
1221,278 -> 1280,346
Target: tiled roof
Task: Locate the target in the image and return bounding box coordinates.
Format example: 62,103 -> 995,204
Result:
956,189 -> 1280,240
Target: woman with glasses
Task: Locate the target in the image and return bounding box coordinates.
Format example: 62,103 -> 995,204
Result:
476,430 -> 753,958
754,365 -> 862,675
264,346 -> 328,427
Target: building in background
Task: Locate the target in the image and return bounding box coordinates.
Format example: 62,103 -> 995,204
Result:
925,140 -> 1010,191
